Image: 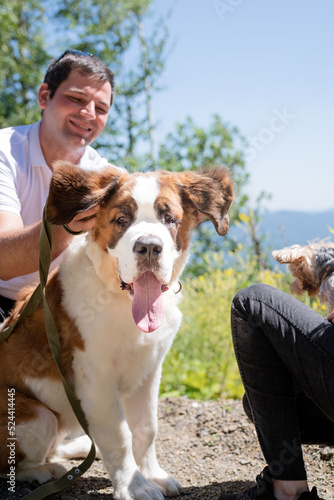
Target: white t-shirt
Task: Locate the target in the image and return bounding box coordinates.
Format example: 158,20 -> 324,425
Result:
0,121 -> 110,299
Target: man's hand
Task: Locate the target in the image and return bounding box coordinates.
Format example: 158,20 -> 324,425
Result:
63,204 -> 100,233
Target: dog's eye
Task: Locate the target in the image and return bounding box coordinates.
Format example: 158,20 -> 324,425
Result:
165,214 -> 180,225
115,217 -> 129,227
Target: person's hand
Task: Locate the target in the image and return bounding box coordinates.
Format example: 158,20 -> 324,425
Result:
64,205 -> 100,234
327,310 -> 334,323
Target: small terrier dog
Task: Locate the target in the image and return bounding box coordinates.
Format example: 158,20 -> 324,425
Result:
272,241 -> 334,309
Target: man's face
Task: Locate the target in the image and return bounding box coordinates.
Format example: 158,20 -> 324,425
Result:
38,69 -> 112,150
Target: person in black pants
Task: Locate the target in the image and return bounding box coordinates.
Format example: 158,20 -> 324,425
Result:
218,283 -> 334,500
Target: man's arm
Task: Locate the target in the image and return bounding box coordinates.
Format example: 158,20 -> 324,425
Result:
0,205 -> 99,281
0,211 -> 73,281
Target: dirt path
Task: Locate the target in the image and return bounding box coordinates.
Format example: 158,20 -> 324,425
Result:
1,398 -> 333,499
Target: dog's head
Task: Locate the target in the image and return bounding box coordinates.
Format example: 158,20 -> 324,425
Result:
47,161 -> 234,332
272,242 -> 334,306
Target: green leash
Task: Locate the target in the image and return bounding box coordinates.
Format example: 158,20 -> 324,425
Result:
0,209 -> 96,499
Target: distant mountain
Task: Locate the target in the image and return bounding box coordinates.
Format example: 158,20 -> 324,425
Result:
259,208 -> 334,250
225,208 -> 334,268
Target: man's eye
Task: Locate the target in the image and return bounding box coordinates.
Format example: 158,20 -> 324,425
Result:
97,107 -> 108,114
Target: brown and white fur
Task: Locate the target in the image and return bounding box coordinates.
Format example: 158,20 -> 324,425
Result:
0,162 -> 234,500
272,241 -> 334,309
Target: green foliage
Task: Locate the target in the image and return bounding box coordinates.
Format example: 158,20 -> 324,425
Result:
53,0 -> 151,57
160,251 -> 327,401
0,1 -> 50,127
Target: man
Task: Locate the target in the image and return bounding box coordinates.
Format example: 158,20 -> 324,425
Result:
0,50 -> 116,321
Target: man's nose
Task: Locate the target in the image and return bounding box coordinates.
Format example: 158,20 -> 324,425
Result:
80,101 -> 96,120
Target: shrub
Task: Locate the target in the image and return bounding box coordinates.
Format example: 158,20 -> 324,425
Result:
160,254 -> 326,400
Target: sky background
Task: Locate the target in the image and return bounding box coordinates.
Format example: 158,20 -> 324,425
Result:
146,0 -> 333,213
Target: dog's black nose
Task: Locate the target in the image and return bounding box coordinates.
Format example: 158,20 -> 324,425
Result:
133,236 -> 163,261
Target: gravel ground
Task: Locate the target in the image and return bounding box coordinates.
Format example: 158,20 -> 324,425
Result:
2,397 -> 334,499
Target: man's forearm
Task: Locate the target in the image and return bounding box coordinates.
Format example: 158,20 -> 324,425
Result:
0,222 -> 72,281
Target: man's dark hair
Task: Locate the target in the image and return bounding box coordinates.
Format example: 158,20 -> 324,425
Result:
43,50 -> 115,105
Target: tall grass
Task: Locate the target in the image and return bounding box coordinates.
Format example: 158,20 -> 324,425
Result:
160,253 -> 327,400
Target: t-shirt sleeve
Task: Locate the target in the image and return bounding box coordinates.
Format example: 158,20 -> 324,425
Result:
0,153 -> 21,215
81,146 -> 126,174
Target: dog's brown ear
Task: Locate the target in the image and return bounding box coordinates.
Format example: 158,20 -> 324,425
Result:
46,161 -> 121,225
272,245 -> 306,264
176,166 -> 234,236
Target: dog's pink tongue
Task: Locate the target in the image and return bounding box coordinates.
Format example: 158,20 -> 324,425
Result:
132,271 -> 164,333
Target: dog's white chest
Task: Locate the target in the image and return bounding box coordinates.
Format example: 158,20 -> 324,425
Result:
58,246 -> 182,396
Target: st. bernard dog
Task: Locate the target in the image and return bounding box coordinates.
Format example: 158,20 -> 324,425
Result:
0,162 -> 234,500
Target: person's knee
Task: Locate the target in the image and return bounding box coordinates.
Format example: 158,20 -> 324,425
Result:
232,283 -> 271,311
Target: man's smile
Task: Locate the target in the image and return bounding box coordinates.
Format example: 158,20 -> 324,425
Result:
70,119 -> 92,132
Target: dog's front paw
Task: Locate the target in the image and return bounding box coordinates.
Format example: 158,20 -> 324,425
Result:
150,476 -> 182,498
143,466 -> 182,497
114,470 -> 164,500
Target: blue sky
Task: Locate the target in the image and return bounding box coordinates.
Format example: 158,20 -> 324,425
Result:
148,0 -> 334,212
